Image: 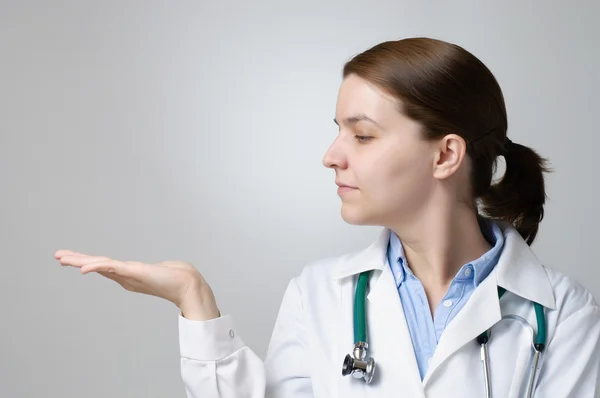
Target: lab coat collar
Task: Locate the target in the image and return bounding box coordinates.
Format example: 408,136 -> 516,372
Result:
330,228 -> 391,280
495,222 -> 556,310
330,222 -> 556,310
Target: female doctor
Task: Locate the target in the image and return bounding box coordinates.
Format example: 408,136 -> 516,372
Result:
55,37 -> 600,397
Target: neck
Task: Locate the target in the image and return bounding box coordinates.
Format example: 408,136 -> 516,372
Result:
389,201 -> 492,292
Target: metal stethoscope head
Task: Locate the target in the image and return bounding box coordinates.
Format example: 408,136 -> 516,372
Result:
342,341 -> 376,383
342,271 -> 375,384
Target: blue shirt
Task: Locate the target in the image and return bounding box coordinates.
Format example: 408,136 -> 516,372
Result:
387,219 -> 504,380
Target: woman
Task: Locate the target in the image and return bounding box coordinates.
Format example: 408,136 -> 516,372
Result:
55,37 -> 600,397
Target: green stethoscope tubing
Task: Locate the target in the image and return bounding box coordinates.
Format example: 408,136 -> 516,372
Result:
353,271 -> 371,343
353,271 -> 547,350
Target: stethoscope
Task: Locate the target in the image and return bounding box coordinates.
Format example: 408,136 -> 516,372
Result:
341,270 -> 548,398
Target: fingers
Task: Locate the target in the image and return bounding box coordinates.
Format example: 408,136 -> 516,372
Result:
80,260 -> 125,275
54,250 -> 86,259
80,260 -> 144,276
58,255 -> 112,268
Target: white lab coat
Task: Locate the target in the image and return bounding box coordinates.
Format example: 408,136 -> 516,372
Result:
178,224 -> 600,397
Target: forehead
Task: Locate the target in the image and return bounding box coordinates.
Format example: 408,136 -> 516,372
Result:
335,74 -> 399,122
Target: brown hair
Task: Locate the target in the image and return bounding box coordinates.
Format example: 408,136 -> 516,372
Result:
343,37 -> 551,245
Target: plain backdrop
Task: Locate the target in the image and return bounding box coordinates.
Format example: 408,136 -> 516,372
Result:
1,1 -> 599,397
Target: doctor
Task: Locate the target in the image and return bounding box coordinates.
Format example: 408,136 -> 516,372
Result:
55,37 -> 600,397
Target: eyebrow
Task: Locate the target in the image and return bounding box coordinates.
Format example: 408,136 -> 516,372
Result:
333,113 -> 382,128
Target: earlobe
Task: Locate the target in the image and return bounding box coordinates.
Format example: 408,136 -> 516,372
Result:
432,134 -> 467,180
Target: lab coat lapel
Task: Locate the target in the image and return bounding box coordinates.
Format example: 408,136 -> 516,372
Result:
367,263 -> 426,397
334,228 -> 425,397
423,223 -> 556,386
423,266 -> 502,386
496,226 -> 556,310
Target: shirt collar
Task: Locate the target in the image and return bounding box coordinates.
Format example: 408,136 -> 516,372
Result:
386,219 -> 505,288
331,221 -> 555,310
387,229 -> 408,287
472,219 -> 505,285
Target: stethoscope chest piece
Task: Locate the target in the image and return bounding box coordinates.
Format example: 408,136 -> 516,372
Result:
342,341 -> 376,384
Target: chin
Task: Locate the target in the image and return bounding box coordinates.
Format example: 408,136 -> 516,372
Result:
340,205 -> 374,226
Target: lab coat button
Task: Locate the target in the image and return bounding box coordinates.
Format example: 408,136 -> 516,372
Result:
229,329 -> 235,338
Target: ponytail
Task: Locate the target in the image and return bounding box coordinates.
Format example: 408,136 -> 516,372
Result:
480,138 -> 552,245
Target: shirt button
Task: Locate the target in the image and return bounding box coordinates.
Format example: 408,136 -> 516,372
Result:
229,329 -> 235,338
443,299 -> 453,307
464,268 -> 472,277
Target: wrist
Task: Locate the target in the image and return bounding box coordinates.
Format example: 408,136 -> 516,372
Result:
179,282 -> 220,321
180,305 -> 220,321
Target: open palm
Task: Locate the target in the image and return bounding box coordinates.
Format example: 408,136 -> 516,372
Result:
54,250 -> 219,320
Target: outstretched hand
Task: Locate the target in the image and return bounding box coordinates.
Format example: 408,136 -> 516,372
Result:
54,250 -> 220,321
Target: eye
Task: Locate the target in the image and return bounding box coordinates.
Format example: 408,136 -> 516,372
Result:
354,135 -> 373,143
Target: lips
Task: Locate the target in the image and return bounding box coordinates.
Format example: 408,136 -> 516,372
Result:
336,182 -> 358,189
336,183 -> 358,195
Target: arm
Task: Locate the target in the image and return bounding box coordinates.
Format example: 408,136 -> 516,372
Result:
264,277 -> 314,397
533,304 -> 600,397
178,278 -> 314,398
179,314 -> 266,398
53,251 -> 313,397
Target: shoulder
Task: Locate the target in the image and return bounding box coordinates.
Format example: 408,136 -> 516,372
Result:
280,247 -> 367,313
292,228 -> 391,290
292,250 -> 360,291
543,265 -> 600,323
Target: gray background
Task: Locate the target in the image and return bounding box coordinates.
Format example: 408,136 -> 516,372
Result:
1,1 -> 599,397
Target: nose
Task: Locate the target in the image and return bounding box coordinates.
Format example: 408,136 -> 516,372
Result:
322,137 -> 348,170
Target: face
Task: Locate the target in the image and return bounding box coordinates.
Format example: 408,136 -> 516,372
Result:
323,74 -> 440,227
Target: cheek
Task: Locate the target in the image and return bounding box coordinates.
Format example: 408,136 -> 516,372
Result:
366,147 -> 433,205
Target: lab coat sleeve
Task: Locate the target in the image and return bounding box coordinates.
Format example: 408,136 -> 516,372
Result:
178,277 -> 313,398
533,304 -> 600,397
263,277 -> 314,397
178,314 -> 266,398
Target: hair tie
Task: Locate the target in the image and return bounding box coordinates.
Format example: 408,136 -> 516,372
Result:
468,127 -> 501,146
501,137 -> 513,155
467,130 -> 513,156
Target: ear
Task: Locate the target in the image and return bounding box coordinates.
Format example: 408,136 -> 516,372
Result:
432,134 -> 467,180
